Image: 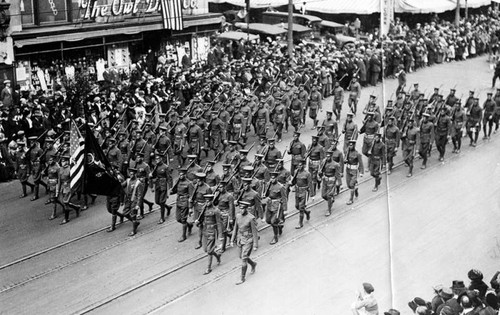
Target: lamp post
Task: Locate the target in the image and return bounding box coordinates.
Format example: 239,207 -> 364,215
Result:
287,0 -> 293,60
455,0 -> 460,27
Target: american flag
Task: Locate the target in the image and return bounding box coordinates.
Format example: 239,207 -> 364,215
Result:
69,121 -> 85,191
160,0 -> 184,31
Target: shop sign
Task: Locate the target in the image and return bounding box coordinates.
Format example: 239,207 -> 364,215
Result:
79,0 -> 198,19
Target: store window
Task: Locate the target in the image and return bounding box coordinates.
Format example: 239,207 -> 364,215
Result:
21,0 -> 68,25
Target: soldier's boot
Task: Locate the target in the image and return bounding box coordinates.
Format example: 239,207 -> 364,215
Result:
187,223 -> 193,236
118,212 -> 125,223
270,226 -> 279,245
204,255 -> 213,275
20,184 -> 28,198
60,209 -> 70,225
335,185 -> 341,195
158,205 -> 166,224
31,185 -> 39,201
278,224 -> 283,236
129,221 -> 140,236
27,181 -> 34,193
215,252 -> 221,265
220,235 -> 227,252
346,189 -> 355,205
407,165 -> 413,177
165,204 -> 172,216
145,199 -> 153,212
90,194 -> 97,205
69,203 -> 81,217
305,210 -> 311,221
248,259 -> 257,274
354,188 -> 359,198
178,224 -> 188,242
49,204 -> 58,220
372,178 -> 380,192
40,181 -> 48,194
236,265 -> 247,285
107,215 -> 117,232
195,229 -> 203,249
326,199 -> 333,216
295,214 -> 304,229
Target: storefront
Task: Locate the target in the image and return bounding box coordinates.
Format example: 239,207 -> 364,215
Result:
8,0 -> 222,92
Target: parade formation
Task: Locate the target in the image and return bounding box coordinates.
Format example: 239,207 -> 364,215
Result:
1,8 -> 500,313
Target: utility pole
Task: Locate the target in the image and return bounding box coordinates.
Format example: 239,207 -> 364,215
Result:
455,0 -> 460,27
465,0 -> 468,20
287,0 -> 294,60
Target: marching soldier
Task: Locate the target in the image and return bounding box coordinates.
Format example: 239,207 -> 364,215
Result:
106,167 -> 126,232
342,113 -> 358,153
230,104 -> 247,145
204,160 -> 220,189
345,140 -> 364,205
483,92 -> 496,140
263,138 -> 282,170
208,110 -> 227,158
196,194 -> 222,275
224,141 -> 240,167
332,81 -> 344,121
155,126 -> 172,161
309,85 -> 322,128
306,135 -> 325,200
171,168 -> 193,242
263,172 -> 287,244
318,150 -> 342,216
272,97 -> 287,142
289,93 -> 303,132
419,113 -> 434,169
254,100 -> 270,139
190,172 -> 213,249
467,98 -> 482,147
186,117 -> 204,161
173,117 -> 188,165
15,140 -> 34,198
221,164 -> 239,196
117,131 -> 129,175
28,137 -> 47,201
347,76 -> 361,115
106,138 -> 123,171
317,126 -> 331,151
46,155 -> 64,220
185,154 -> 203,181
237,149 -> 252,174
121,167 -> 143,236
322,111 -> 339,143
401,117 -> 419,177
215,181 -> 235,252
330,138 -> 344,195
131,152 -> 153,218
451,101 -> 466,153
231,200 -> 258,285
444,88 -> 458,107
151,153 -> 171,224
361,112 -> 380,160
434,107 -> 452,161
57,155 -> 81,225
291,158 -> 312,229
384,116 -> 401,174
287,131 -> 307,175
369,133 -> 386,192
236,177 -> 262,219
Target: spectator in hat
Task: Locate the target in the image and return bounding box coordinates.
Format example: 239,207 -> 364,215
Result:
468,269 -> 489,300
0,132 -> 13,181
1,80 -> 12,109
435,287 -> 463,315
351,282 -> 379,315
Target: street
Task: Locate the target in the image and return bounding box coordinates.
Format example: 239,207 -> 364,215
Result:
0,55 -> 499,315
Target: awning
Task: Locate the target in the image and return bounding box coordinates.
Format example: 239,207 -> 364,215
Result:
217,31 -> 259,41
234,23 -> 288,35
263,10 -> 322,23
320,20 -> 345,29
298,0 -> 380,14
275,23 -> 312,33
395,0 -> 457,13
456,0 -> 491,8
209,0 -> 288,8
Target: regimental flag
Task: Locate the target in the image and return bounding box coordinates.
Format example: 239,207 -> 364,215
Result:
160,0 -> 184,31
69,120 -> 85,191
83,124 -> 122,196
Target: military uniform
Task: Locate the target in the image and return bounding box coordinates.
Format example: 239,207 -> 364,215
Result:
151,159 -> 170,223
345,142 -> 364,205
272,101 -> 286,141
332,85 -> 344,120
208,113 -> 226,154
402,123 -> 419,176
451,107 -> 466,153
15,145 -> 34,198
56,158 -> 81,224
384,120 -> 401,173
483,96 -> 496,138
319,155 -> 342,215
307,141 -> 325,197
369,137 -> 386,191
361,118 -> 380,158
309,89 -> 322,125
171,169 -> 193,242
467,103 -> 482,146
419,119 -> 434,168
231,204 -> 258,285
190,174 -> 213,248
199,197 -> 223,274
263,177 -> 287,244
342,117 -> 358,153
122,169 -> 144,236
434,113 -> 452,160
216,188 -> 235,251
292,163 -> 312,229
237,181 -> 262,219
288,136 -> 307,175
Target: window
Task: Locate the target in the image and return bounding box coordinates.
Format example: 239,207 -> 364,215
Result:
21,0 -> 68,25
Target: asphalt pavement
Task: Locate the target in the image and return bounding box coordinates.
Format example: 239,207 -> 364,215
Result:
0,55 -> 498,314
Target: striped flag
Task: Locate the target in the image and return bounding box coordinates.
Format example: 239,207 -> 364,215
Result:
160,0 -> 184,31
69,121 -> 85,191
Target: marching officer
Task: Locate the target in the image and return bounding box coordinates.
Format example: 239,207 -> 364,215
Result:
16,140 -> 35,198
318,150 -> 342,216
263,171 -> 287,244
306,135 -> 325,200
215,181 -> 235,252
28,137 -> 47,201
467,98 -> 482,147
190,172 -> 213,249
287,131 -> 307,175
106,167 -> 126,232
483,92 -> 496,140
121,167 -> 143,236
419,113 -> 434,169
345,139 -> 364,205
171,168 -> 193,242
46,155 -> 64,220
434,107 -> 452,161
369,133 -> 386,192
384,116 -> 401,174
151,153 -> 170,224
291,157 -> 312,229
196,194 -> 222,275
131,152 -> 153,218
401,117 -> 419,177
451,101 -> 466,153
57,155 -> 81,225
231,200 -> 259,285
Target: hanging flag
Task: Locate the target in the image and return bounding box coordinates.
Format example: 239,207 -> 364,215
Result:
83,124 -> 122,196
69,120 -> 85,191
160,0 -> 184,31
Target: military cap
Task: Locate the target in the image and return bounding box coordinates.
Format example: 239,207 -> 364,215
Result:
203,194 -> 215,199
413,83 -> 419,86
206,160 -> 216,165
385,106 -> 394,110
450,88 -> 456,92
469,90 -> 474,94
238,200 -> 252,207
434,87 -> 439,90
16,140 -> 26,146
187,154 -> 197,159
276,158 -> 284,163
348,139 -> 357,144
270,172 -> 279,177
254,154 -> 264,159
136,152 -> 145,157
28,136 -> 38,141
17,130 -> 25,135
131,119 -> 138,123
326,150 -> 333,155
45,138 -> 54,143
239,149 -> 249,154
293,131 -> 301,136
61,155 -> 71,160
195,172 -> 206,179
408,116 -> 415,121
316,125 -> 325,130
399,91 -> 407,94
487,92 -> 493,95
326,111 -> 333,115
241,178 -> 253,183
422,112 -> 430,118
222,164 -> 232,169
346,112 -> 354,117
311,135 -> 319,140
108,138 -> 117,143
243,165 -> 254,172
369,94 -> 377,99
158,113 -> 166,117
366,111 -> 375,116
128,167 -> 137,172
159,126 -> 168,131
267,138 -> 275,143
211,111 -> 218,115
4,79 -> 10,84
375,132 -> 382,137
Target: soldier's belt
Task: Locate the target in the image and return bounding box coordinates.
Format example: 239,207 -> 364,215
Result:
178,195 -> 189,200
370,156 -> 382,160
309,159 -> 321,165
196,201 -> 205,205
346,164 -> 359,170
324,176 -> 336,180
48,179 -> 57,184
233,123 -> 241,128
241,231 -> 253,237
292,110 -> 301,114
365,134 -> 375,139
